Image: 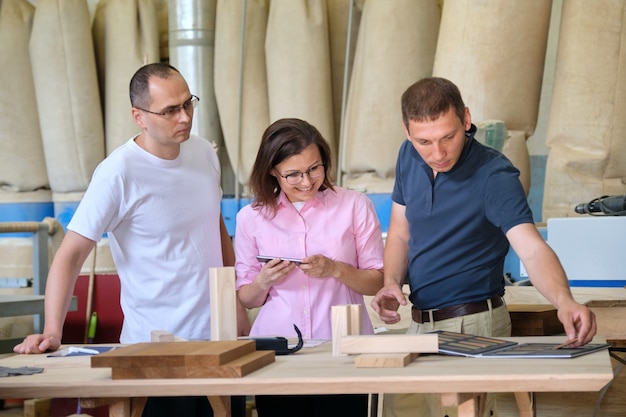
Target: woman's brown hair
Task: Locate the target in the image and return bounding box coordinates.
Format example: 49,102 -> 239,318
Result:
248,118 -> 335,216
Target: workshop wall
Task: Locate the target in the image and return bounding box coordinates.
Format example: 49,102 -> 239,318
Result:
2,0 -> 625,289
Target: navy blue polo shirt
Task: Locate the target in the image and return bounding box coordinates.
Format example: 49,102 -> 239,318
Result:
392,125 -> 533,310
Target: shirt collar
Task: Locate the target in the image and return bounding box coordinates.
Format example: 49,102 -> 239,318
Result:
276,189 -> 326,209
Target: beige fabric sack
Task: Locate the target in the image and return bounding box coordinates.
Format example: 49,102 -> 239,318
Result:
503,130 -> 531,196
265,1 -> 335,153
341,0 -> 440,193
30,0 -> 105,193
326,0 -> 361,146
0,0 -> 48,192
543,0 -> 626,219
214,0 -> 270,188
93,0 -> 159,155
433,0 -> 552,137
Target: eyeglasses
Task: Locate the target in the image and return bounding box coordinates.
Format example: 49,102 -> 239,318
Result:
279,164 -> 325,185
135,95 -> 200,119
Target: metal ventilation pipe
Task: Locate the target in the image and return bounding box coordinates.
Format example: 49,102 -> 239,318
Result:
168,0 -> 235,193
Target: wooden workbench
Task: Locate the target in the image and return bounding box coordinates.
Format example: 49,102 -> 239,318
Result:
0,335 -> 613,417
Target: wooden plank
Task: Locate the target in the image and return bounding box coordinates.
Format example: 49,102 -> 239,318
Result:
354,353 -> 418,368
508,304 -> 556,313
504,286 -> 626,305
340,334 -> 439,354
91,341 -> 258,369
105,350 -> 274,379
91,340 -> 275,378
210,267 -> 238,341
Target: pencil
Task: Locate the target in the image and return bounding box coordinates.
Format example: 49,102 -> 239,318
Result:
553,337 -> 578,350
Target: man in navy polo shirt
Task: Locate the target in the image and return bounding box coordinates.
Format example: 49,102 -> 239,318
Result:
371,77 -> 597,417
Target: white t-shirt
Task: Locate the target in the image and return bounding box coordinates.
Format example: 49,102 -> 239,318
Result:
68,135 -> 223,343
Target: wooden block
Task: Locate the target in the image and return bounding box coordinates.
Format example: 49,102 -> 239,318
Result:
109,350 -> 274,379
340,334 -> 439,354
331,304 -> 362,356
210,267 -> 238,341
348,304 -> 362,335
93,341 -> 256,367
91,340 -> 275,378
355,353 -> 418,368
23,398 -> 51,417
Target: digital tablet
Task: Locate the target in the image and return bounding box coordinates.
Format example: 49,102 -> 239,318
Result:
256,255 -> 303,265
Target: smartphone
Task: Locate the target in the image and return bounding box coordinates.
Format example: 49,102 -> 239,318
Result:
256,255 -> 303,265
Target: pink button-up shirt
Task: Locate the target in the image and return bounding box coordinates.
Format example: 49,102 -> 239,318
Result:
235,187 -> 384,340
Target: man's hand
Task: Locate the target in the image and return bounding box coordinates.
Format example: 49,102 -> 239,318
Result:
13,333 -> 61,354
371,284 -> 407,325
557,300 -> 597,347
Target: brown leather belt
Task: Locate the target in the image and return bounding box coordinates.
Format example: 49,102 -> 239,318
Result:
411,296 -> 504,324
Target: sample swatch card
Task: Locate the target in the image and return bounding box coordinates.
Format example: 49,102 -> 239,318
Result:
431,330 -> 610,359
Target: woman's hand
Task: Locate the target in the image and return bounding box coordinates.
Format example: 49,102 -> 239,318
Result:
256,258 -> 297,290
298,254 -> 336,278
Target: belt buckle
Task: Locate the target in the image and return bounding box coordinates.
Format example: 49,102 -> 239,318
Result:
418,308 -> 434,324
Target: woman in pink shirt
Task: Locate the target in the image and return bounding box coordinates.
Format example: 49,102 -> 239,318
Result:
235,118 -> 384,417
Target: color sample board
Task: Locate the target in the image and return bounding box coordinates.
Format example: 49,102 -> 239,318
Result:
91,340 -> 275,378
432,330 -> 610,359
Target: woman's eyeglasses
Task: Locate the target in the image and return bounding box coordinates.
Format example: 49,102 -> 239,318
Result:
279,164 -> 325,185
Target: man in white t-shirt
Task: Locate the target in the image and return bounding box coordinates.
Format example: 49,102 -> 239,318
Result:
14,63 -> 250,417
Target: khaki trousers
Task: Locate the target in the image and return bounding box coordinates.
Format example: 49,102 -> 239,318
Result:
382,302 -> 511,417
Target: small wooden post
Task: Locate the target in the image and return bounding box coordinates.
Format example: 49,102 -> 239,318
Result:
348,304 -> 362,335
210,267 -> 238,341
331,304 -> 362,356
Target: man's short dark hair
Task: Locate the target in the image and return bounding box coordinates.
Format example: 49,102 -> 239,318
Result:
129,63 -> 181,109
401,77 -> 466,127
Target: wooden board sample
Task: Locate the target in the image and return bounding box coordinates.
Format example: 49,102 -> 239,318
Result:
340,334 -> 439,354
354,353 -> 419,368
91,340 -> 275,379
